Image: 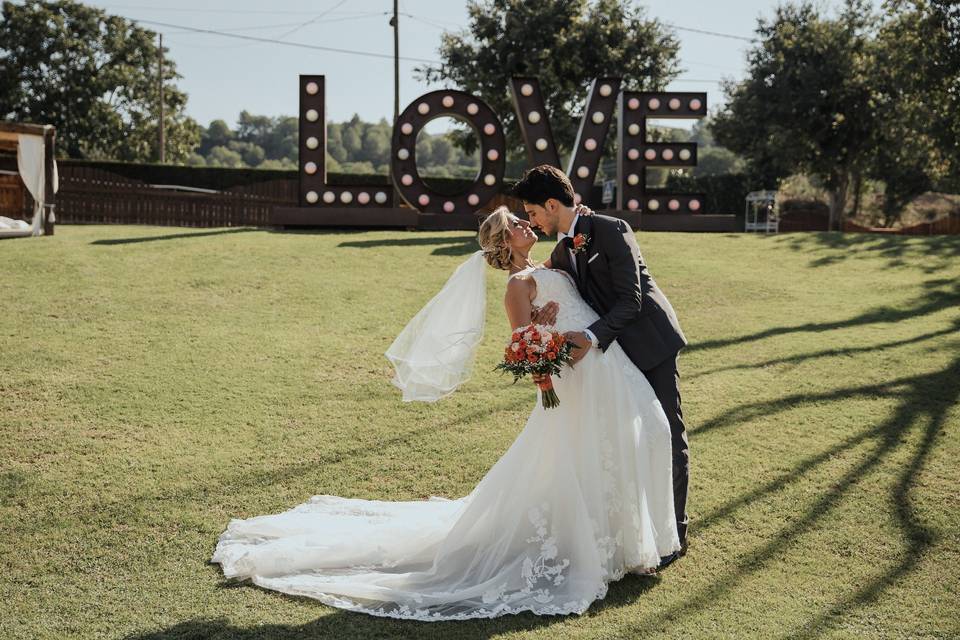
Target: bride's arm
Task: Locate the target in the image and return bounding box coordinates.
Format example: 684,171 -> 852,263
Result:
504,276 -> 536,330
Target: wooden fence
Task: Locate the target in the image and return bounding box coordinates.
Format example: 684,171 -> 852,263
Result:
55,166 -> 291,227
53,165 -> 524,228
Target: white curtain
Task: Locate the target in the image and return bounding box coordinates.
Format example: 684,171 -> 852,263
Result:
18,134 -> 46,235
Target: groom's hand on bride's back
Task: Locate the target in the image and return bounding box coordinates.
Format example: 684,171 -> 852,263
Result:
564,332 -> 590,365
531,301 -> 559,326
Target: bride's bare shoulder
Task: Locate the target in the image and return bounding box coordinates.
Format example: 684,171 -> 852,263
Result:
505,270 -> 537,298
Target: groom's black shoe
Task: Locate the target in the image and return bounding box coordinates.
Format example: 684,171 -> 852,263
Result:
657,539 -> 688,571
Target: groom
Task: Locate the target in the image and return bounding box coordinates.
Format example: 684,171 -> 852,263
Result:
514,164 -> 690,566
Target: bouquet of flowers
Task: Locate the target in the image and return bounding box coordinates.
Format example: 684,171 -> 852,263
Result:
495,324 -> 575,409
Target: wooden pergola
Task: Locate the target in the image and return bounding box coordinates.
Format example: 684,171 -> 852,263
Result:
0,122 -> 57,236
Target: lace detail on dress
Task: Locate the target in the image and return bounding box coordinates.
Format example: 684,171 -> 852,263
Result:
520,503 -> 572,602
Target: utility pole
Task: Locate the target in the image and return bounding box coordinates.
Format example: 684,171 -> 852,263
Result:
158,33 -> 166,163
390,2 -> 400,206
392,1 -> 399,124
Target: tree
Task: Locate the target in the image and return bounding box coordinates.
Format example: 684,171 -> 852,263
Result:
360,125 -> 390,165
417,0 -> 680,164
206,145 -> 244,168
428,136 -> 454,166
341,120 -> 363,159
865,0 -> 959,224
236,111 -> 273,146
712,1 -> 877,230
0,0 -> 199,161
227,140 -> 265,167
199,120 -> 234,155
266,116 -> 298,162
693,147 -> 745,177
327,123 -> 348,163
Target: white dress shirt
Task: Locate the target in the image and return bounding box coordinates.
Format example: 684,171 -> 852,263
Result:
557,213 -> 599,349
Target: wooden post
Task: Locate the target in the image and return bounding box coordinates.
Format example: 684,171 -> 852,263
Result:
43,127 -> 55,236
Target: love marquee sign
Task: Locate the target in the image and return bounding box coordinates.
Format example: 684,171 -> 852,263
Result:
296,75 -> 706,217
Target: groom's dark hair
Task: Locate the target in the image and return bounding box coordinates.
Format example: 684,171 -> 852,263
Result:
512,164 -> 575,207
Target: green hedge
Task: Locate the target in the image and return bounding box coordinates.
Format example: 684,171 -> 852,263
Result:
665,173 -> 761,215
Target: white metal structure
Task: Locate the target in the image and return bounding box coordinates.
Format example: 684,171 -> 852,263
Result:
744,190 -> 779,233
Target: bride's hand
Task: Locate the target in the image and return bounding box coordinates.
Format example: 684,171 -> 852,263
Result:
531,301 -> 559,326
574,203 -> 595,216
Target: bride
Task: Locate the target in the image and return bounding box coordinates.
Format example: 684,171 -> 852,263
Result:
211,206 -> 681,621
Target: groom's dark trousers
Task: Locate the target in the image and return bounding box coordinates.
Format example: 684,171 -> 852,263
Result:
550,213 -> 689,544
640,354 -> 688,544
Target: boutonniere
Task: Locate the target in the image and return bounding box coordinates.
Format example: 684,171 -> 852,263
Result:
570,232 -> 590,254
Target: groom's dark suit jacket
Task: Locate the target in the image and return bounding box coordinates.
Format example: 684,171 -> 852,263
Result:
549,214 -> 687,371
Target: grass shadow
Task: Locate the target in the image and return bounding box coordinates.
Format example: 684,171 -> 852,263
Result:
618,275 -> 959,637
89,228 -> 261,245
774,232 -> 960,273
686,321 -> 960,382
122,609 -> 555,640
686,279 -> 959,354
337,234 -> 480,257
125,572 -> 663,639
617,350 -> 957,638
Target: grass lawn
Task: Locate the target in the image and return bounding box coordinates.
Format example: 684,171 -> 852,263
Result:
1,225 -> 958,639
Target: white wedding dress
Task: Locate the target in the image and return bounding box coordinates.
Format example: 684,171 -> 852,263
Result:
211,266 -> 680,621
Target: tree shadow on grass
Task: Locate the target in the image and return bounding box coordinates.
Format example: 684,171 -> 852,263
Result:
686,278 -> 959,354
337,234 -> 479,257
680,351 -> 955,640
89,228 -> 261,245
616,277 -> 959,637
773,232 -> 960,273
125,572 -> 662,640
685,321 -> 960,382
121,274 -> 957,638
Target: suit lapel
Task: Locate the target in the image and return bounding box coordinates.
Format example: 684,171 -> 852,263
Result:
573,215 -> 591,290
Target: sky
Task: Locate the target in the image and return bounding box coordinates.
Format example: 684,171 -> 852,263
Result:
84,0 -> 879,131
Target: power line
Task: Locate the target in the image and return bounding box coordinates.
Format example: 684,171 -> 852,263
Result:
94,3 -> 377,16
664,22 -> 755,43
399,11 -> 754,44
128,15 -> 739,84
132,18 -> 441,64
274,0 -> 351,41
163,15 -> 386,36
670,79 -> 726,84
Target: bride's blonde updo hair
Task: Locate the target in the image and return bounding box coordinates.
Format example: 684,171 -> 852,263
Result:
477,206 -> 515,270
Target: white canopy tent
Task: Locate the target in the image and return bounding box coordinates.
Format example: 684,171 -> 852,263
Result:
0,123 -> 58,239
